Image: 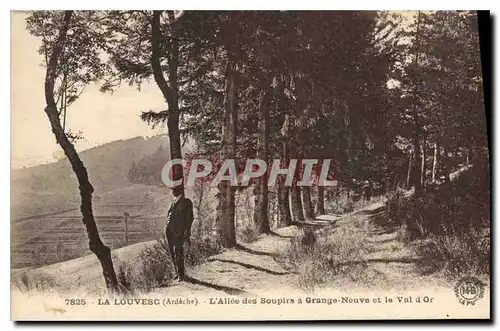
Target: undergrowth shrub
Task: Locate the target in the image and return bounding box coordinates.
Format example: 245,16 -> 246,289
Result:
275,227 -> 370,292
118,222 -> 222,293
416,229 -> 490,279
387,164 -> 490,279
326,187 -> 385,215
237,225 -> 260,243
12,272 -> 56,294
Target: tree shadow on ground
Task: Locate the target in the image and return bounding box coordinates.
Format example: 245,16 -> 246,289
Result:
295,222 -> 327,228
235,243 -> 276,257
367,236 -> 397,244
355,205 -> 386,215
371,225 -> 399,236
336,257 -> 423,267
269,231 -> 294,239
208,257 -> 296,276
183,276 -> 252,296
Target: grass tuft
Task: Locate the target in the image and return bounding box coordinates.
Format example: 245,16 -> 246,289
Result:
275,226 -> 371,292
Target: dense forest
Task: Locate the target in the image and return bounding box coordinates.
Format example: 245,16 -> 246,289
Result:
26,10 -> 488,292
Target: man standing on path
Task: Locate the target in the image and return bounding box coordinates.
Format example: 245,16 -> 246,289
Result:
165,186 -> 194,282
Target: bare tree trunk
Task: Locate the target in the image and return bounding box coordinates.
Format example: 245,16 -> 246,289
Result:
44,11 -> 118,292
277,139 -> 292,227
216,58 -> 237,248
302,187 -> 315,220
290,148 -> 305,223
151,11 -> 184,190
316,186 -> 325,215
196,181 -> 204,214
442,145 -> 450,182
412,140 -> 422,193
277,184 -> 290,227
315,161 -> 325,215
253,88 -> 270,234
244,188 -> 253,225
432,142 -> 438,183
277,79 -> 292,227
406,150 -> 413,188
420,138 -> 426,187
194,180 -> 205,234
290,185 -> 305,223
412,11 -> 423,195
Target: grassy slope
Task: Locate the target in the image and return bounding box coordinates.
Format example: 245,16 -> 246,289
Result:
11,135 -> 176,269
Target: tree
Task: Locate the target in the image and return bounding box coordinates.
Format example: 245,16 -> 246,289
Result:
253,88 -> 271,233
127,161 -> 139,183
381,11 -> 486,188
149,11 -> 184,189
33,10 -> 119,292
27,11 -> 108,143
103,10 -> 194,193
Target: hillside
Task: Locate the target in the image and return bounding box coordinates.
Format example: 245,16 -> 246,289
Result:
11,135 -> 170,220
10,135 -> 185,269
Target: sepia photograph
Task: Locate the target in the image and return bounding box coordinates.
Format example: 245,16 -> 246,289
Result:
9,9 -> 490,320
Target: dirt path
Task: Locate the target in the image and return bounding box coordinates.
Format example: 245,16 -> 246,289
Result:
153,200 -> 449,297
154,226 -> 302,297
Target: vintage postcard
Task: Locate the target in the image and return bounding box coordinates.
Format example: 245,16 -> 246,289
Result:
10,10 -> 490,320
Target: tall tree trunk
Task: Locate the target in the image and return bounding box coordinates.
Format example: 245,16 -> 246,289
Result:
277,138 -> 292,227
412,139 -> 422,193
195,180 -> 205,234
277,184 -> 290,227
432,142 -> 438,183
290,185 -> 305,223
412,11 -> 423,195
406,150 -> 413,188
315,161 -> 325,215
302,187 -> 315,220
442,145 -> 451,182
151,11 -> 183,190
44,11 -> 118,292
277,77 -> 292,227
343,101 -> 353,177
291,96 -> 310,224
420,138 -> 426,187
316,186 -> 325,215
253,88 -> 270,234
216,58 -> 238,248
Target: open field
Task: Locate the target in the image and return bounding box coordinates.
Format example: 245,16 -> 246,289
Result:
11,184 -> 172,269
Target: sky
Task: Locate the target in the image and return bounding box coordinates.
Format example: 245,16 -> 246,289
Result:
11,12 -> 168,169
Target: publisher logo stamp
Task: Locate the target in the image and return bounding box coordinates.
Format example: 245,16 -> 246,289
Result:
454,277 -> 485,306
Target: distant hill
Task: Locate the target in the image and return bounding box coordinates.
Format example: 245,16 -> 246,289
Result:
10,135 -> 192,268
11,135 -> 172,221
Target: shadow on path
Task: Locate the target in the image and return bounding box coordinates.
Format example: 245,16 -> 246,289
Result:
367,237 -> 396,244
235,243 -> 276,257
371,225 -> 399,236
183,276 -> 251,296
208,258 -> 295,276
336,257 -> 423,267
353,206 -> 386,216
269,231 -> 294,239
295,222 -> 326,228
